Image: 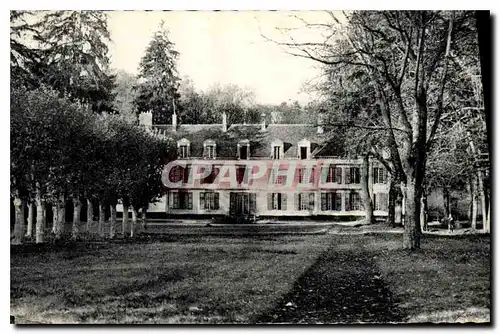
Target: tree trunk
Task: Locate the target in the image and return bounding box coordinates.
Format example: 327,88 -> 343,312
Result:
486,202 -> 490,233
131,206 -> 138,238
109,203 -> 117,239
52,201 -> 58,234
122,203 -> 129,237
72,197 -> 82,239
55,193 -> 65,239
360,154 -> 374,224
477,170 -> 488,232
387,178 -> 398,227
98,202 -> 106,238
443,187 -> 450,219
420,193 -> 428,232
470,175 -> 477,230
12,196 -> 25,245
141,206 -> 148,231
402,180 -> 421,250
26,201 -> 35,238
35,189 -> 45,243
86,198 -> 93,233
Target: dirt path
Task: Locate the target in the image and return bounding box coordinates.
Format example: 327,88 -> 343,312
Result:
255,242 -> 406,324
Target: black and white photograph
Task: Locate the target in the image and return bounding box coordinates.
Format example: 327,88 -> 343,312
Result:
9,7 -> 491,325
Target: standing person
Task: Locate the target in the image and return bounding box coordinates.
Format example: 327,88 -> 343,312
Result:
448,213 -> 455,233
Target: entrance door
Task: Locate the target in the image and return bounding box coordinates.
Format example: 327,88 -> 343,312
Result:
230,192 -> 256,215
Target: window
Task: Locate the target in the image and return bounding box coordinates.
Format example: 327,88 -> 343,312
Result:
267,193 -> 287,210
201,167 -> 220,184
236,166 -> 248,184
270,168 -> 287,185
297,139 -> 311,160
298,168 -> 314,184
346,192 -> 362,211
373,167 -> 387,184
321,192 -> 342,211
203,140 -> 216,159
169,192 -> 193,210
374,193 -> 388,211
346,167 -> 360,184
300,147 -> 307,159
200,192 -> 220,210
177,138 -> 190,159
272,145 -> 281,159
179,145 -> 189,159
325,166 -> 342,183
169,165 -> 191,183
296,193 -> 314,211
238,140 -> 250,160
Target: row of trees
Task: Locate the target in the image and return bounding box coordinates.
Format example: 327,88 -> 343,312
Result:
11,11 -> 177,244
11,85 -> 175,244
273,11 -> 490,249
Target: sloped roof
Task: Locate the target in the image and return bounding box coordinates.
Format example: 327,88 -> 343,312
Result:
150,122 -> 345,158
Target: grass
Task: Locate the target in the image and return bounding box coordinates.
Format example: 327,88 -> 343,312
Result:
11,227 -> 490,324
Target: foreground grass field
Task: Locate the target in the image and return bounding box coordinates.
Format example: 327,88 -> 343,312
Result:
11,228 -> 490,324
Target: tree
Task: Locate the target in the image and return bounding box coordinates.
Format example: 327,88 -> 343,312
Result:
271,11 -> 478,249
35,10 -> 116,113
134,21 -> 181,125
11,84 -> 95,243
179,80 -> 259,125
113,69 -> 139,122
10,10 -> 41,88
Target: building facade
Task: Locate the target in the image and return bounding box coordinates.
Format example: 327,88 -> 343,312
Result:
133,111 -> 390,220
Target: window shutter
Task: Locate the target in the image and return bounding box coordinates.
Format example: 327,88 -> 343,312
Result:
310,169 -> 315,184
345,193 -> 350,211
294,193 -> 299,211
230,193 -> 236,215
321,193 -> 326,211
214,192 -> 220,210
250,193 -> 256,213
200,192 -> 205,210
345,168 -> 351,184
282,194 -> 287,210
188,193 -> 193,210
183,166 -> 190,183
267,193 -> 272,210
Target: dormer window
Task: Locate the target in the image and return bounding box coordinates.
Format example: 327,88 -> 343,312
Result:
298,139 -> 311,160
203,139 -> 216,159
177,138 -> 190,159
238,139 -> 250,160
271,140 -> 283,160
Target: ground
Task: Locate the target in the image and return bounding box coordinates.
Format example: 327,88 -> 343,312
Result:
11,223 -> 490,324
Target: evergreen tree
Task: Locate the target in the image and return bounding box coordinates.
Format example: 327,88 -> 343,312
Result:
10,10 -> 41,88
36,10 -> 116,113
134,21 -> 181,125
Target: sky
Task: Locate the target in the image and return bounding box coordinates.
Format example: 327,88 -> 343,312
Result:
107,11 -> 334,105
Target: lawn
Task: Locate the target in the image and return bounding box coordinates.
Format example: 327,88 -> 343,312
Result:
10,228 -> 490,324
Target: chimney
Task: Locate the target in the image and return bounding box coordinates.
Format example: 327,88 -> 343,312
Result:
172,101 -> 177,132
222,111 -> 227,132
261,113 -> 266,131
317,113 -> 324,134
172,112 -> 177,132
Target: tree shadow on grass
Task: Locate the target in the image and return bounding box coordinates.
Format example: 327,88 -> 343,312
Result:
254,243 -> 407,324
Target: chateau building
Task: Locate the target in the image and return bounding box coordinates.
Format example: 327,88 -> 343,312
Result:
129,111 -> 390,220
